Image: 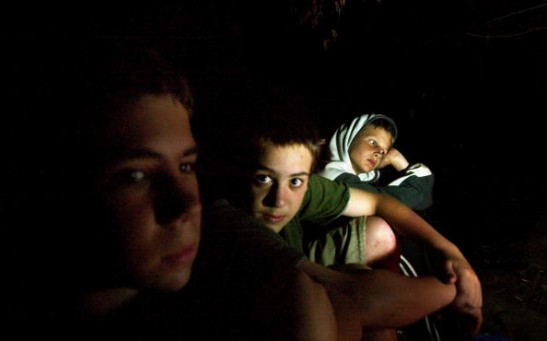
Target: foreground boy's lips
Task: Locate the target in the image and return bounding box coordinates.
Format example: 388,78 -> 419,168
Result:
163,245 -> 198,265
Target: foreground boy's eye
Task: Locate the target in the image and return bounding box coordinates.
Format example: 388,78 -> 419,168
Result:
179,162 -> 196,173
128,170 -> 147,183
106,169 -> 149,188
253,174 -> 272,185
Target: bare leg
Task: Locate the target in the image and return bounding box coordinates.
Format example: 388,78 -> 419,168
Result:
293,271 -> 338,341
362,216 -> 401,340
364,216 -> 400,272
362,330 -> 399,341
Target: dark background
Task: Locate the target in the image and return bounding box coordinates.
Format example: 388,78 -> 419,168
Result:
2,1 -> 546,338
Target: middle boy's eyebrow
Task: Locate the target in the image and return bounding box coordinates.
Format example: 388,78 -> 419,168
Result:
290,172 -> 310,177
256,164 -> 310,178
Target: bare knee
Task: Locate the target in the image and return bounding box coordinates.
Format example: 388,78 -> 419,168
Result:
364,216 -> 400,271
365,216 -> 398,254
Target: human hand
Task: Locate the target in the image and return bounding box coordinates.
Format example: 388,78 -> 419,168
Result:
438,256 -> 483,337
435,304 -> 483,340
378,148 -> 409,171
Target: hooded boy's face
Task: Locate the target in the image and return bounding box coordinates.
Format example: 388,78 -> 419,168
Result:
348,125 -> 394,173
247,142 -> 313,233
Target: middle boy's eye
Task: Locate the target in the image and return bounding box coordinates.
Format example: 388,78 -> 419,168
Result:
253,174 -> 273,185
290,178 -> 304,188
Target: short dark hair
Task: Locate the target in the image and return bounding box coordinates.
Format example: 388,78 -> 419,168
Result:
367,116 -> 398,143
249,114 -> 323,172
4,38 -> 194,191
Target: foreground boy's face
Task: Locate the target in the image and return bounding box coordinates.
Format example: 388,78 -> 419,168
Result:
349,125 -> 393,173
93,94 -> 202,292
249,143 -> 313,233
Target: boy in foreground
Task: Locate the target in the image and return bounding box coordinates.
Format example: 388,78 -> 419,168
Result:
1,38 -> 336,340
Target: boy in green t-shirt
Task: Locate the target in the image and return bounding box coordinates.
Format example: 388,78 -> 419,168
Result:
221,115 -> 483,340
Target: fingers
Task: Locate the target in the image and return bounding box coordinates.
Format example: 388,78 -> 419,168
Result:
455,265 -> 483,309
469,308 -> 484,337
458,308 -> 483,338
437,257 -> 484,337
437,306 -> 483,339
450,269 -> 483,338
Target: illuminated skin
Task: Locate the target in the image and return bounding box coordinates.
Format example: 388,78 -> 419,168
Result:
250,143 -> 312,233
93,94 -> 202,293
244,140 -> 468,339
348,125 -> 394,173
248,141 -> 397,268
244,134 -> 481,338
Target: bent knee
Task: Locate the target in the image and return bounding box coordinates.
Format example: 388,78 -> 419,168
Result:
365,216 -> 400,270
366,216 -> 398,251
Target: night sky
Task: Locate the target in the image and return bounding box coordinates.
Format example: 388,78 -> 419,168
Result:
2,1 -> 546,247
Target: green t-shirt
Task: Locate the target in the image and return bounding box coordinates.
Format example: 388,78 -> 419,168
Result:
279,174 -> 350,253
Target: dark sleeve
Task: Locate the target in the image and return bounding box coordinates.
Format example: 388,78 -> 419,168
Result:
180,199 -> 309,340
197,199 -> 305,273
299,174 -> 350,225
335,171 -> 434,211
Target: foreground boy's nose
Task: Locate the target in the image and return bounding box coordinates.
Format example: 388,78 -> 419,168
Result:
155,175 -> 201,225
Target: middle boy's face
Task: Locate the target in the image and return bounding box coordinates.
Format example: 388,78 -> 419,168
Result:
249,143 -> 313,233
